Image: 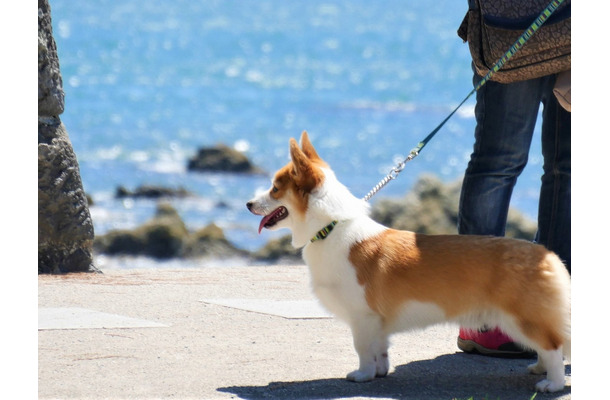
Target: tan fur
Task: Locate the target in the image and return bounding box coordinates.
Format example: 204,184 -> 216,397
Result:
349,229 -> 570,351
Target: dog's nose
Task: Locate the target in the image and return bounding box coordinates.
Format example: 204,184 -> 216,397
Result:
246,201 -> 253,211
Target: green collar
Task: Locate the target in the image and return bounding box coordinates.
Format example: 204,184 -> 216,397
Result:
310,220 -> 338,243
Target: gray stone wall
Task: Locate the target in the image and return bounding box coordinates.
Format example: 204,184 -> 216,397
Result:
38,0 -> 96,273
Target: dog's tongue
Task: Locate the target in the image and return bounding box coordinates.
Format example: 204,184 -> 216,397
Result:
258,213 -> 275,234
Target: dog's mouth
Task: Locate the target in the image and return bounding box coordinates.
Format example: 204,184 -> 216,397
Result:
258,206 -> 289,234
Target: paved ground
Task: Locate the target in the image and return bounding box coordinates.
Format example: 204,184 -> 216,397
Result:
38,265 -> 571,399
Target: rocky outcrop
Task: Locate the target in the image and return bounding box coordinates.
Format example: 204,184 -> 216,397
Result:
94,203 -> 188,259
38,0 -> 96,273
116,185 -> 192,199
182,223 -> 248,259
94,203 -> 247,260
252,235 -> 301,263
371,174 -> 537,239
38,1 -> 64,117
187,144 -> 264,174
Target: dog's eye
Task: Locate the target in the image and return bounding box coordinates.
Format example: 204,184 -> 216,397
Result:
272,186 -> 279,193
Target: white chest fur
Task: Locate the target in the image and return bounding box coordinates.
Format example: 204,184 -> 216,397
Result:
302,219 -> 385,322
303,242 -> 364,321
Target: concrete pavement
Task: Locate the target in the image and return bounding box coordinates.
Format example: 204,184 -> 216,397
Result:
38,265 -> 571,399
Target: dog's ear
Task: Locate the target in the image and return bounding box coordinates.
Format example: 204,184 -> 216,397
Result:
289,137 -> 321,192
299,131 -> 321,161
289,138 -> 311,176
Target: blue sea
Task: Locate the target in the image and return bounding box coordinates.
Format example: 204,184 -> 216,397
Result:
51,0 -> 545,268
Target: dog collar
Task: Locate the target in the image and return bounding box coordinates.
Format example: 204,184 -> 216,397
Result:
310,220 -> 338,243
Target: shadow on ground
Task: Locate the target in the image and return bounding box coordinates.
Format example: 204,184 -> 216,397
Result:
218,353 -> 571,400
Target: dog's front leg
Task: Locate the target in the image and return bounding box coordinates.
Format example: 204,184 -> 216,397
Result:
346,315 -> 389,382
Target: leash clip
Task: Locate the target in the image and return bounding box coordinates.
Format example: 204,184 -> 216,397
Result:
391,148 -> 419,179
362,148 -> 421,201
389,162 -> 405,180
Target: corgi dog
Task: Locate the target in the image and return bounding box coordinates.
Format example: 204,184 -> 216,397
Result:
246,131 -> 571,393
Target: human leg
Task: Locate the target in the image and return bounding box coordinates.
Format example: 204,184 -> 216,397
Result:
458,73 -> 544,236
536,75 -> 571,273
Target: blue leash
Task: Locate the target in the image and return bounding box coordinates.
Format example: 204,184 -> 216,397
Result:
362,0 -> 567,201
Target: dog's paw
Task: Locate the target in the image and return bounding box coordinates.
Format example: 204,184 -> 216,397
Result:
535,378 -> 564,393
346,368 -> 376,382
527,361 -> 546,375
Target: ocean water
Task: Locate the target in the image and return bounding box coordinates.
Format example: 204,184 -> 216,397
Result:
50,0 -> 544,267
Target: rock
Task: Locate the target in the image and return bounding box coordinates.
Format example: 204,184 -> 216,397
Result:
187,144 -> 264,174
95,204 -> 246,260
141,204 -> 189,258
94,203 -> 188,259
116,185 -> 192,199
253,235 -> 301,262
38,119 -> 96,274
38,0 -> 64,116
371,174 -> 537,240
504,209 -> 538,240
371,174 -> 461,235
94,230 -> 147,257
38,0 -> 96,274
182,223 -> 248,259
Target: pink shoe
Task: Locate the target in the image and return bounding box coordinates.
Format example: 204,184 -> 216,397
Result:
457,327 -> 536,358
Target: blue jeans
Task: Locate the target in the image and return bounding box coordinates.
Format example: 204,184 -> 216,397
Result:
458,70 -> 571,273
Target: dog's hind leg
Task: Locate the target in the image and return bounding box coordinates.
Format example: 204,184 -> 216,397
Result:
527,356 -> 547,375
495,295 -> 568,392
532,347 -> 565,392
503,322 -> 566,392
346,315 -> 389,382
